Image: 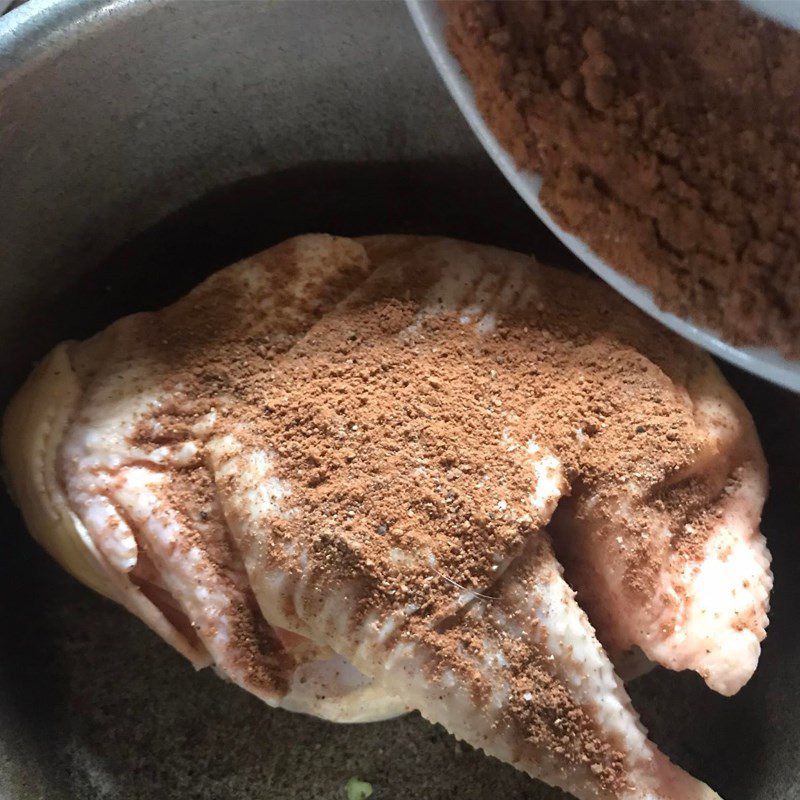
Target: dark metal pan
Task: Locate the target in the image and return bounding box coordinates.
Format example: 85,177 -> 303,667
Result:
0,3 -> 797,798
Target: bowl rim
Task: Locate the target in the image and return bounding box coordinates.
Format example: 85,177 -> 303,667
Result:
0,0 -> 145,82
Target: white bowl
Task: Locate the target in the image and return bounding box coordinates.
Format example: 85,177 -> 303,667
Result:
407,0 -> 800,393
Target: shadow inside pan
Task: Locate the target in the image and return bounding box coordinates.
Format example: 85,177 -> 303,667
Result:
1,161 -> 797,800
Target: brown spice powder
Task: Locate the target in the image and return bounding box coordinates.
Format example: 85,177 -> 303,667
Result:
443,0 -> 800,356
126,236 -> 736,792
245,298 -> 708,609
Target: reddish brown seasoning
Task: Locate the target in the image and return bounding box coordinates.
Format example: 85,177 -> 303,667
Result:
123,236 -> 740,792
443,0 -> 800,356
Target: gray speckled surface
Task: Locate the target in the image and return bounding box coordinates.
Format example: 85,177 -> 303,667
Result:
0,3 -> 798,799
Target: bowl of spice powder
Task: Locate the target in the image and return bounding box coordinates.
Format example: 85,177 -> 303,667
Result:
408,0 -> 800,392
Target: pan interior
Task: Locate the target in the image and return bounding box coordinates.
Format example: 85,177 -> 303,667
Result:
1,161 -> 798,800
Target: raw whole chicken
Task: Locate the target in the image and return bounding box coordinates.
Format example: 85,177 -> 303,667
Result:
2,234 -> 771,800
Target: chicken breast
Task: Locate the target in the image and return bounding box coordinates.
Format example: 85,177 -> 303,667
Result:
2,234 -> 770,799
